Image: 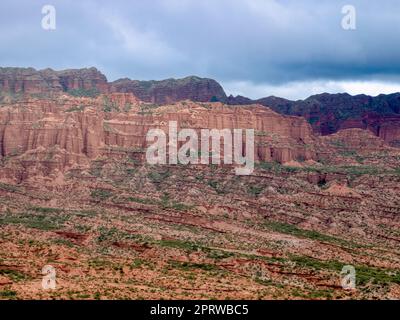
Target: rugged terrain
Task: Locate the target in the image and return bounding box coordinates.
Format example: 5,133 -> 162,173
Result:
237,93 -> 400,145
0,68 -> 399,300
2,67 -> 400,147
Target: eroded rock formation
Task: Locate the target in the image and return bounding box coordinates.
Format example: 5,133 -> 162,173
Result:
2,66 -> 400,147
110,76 -> 227,104
229,93 -> 400,146
0,67 -> 109,95
0,94 -> 316,179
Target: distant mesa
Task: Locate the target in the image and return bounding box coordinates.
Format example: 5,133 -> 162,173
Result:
110,75 -> 227,104
0,67 -> 227,104
0,67 -> 109,96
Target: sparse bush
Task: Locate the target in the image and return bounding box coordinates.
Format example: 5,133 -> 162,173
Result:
248,186 -> 264,197
90,189 -> 113,201
68,88 -> 99,98
0,290 -> 17,298
148,170 -> 170,184
66,105 -> 85,112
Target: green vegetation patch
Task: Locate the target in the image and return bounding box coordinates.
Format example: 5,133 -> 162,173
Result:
122,194 -> 193,212
207,180 -> 228,194
157,239 -> 200,252
0,290 -> 18,298
248,185 -> 264,197
203,248 -> 234,260
257,161 -> 400,177
148,170 -> 171,184
168,260 -> 218,272
291,255 -> 400,286
0,212 -> 68,231
90,189 -> 113,201
68,88 -> 99,98
66,105 -> 85,112
0,182 -> 19,193
126,196 -> 158,205
96,226 -> 137,243
88,258 -> 113,270
264,221 -> 355,247
29,206 -> 63,214
102,96 -> 120,112
257,162 -> 301,174
0,269 -> 29,282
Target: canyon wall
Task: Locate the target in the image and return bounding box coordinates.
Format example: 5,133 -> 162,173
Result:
229,93 -> 400,146
2,67 -> 400,147
0,94 -> 316,179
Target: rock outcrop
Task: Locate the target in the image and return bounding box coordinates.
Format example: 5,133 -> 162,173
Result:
0,67 -> 109,95
361,113 -> 400,147
56,68 -> 109,94
0,68 -> 226,104
229,92 -> 400,146
321,128 -> 387,151
110,76 -> 227,104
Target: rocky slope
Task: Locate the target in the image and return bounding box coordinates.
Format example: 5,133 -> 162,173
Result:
0,90 -> 399,300
0,124 -> 399,300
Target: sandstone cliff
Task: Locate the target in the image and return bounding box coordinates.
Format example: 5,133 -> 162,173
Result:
0,94 -> 315,179
2,66 -> 400,147
0,67 -> 109,96
0,68 -> 226,104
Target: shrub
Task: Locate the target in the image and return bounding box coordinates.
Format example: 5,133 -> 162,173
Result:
148,170 -> 170,184
264,221 -> 354,247
158,239 -> 199,252
168,261 -> 218,272
66,105 -> 85,112
248,186 -> 264,197
90,189 -> 113,201
0,290 -> 17,298
68,88 -> 99,98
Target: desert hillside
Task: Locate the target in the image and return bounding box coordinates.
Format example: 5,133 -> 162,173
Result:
0,81 -> 399,300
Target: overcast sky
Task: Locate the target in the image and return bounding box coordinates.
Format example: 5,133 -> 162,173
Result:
1,0 -> 400,100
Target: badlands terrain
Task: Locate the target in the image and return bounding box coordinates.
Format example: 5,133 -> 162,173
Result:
0,67 -> 399,300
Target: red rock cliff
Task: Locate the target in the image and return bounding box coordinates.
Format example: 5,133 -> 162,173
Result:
0,95 -> 316,178
0,67 -> 109,95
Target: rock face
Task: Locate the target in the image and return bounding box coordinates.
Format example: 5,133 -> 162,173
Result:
0,95 -> 315,178
0,68 -> 226,104
110,76 -> 227,104
321,128 -> 387,151
229,92 -> 400,145
56,68 -> 109,94
0,67 -> 109,95
0,67 -> 62,94
2,66 -> 400,146
361,113 -> 400,147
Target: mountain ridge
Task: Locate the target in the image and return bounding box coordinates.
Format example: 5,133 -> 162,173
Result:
1,68 -> 400,300
1,66 -> 400,145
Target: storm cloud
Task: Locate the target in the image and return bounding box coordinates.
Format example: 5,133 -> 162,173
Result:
1,0 -> 400,99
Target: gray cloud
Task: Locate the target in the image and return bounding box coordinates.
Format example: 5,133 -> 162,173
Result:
1,0 -> 400,98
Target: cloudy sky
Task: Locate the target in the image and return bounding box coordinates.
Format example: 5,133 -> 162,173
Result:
1,0 -> 400,99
